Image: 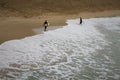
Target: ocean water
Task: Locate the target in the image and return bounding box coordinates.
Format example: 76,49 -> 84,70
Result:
0,17 -> 120,80
16,17 -> 120,80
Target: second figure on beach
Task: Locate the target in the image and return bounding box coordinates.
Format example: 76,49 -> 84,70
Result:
44,20 -> 49,31
80,17 -> 82,24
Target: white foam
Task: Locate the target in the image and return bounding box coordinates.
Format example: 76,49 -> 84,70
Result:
1,17 -> 120,79
0,17 -> 108,68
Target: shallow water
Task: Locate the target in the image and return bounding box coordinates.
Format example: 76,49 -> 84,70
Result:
90,18 -> 120,80
16,18 -> 120,80
33,26 -> 63,34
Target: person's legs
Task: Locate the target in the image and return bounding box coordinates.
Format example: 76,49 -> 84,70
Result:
44,26 -> 47,31
80,17 -> 82,24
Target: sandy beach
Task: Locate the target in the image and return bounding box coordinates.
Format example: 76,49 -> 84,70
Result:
0,10 -> 120,44
0,0 -> 120,44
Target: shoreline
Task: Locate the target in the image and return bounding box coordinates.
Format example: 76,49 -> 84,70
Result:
0,10 -> 120,44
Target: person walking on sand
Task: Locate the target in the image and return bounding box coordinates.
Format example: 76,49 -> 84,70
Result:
80,17 -> 82,24
44,20 -> 49,31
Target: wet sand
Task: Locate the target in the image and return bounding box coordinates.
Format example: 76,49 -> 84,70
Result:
0,10 -> 120,44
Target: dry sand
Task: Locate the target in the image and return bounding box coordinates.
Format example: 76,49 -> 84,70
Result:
0,10 -> 120,44
0,0 -> 120,17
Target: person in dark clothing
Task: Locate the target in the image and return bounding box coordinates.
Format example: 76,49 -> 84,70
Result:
80,17 -> 82,24
44,20 -> 48,31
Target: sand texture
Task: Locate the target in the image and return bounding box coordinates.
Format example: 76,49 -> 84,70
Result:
0,0 -> 120,44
